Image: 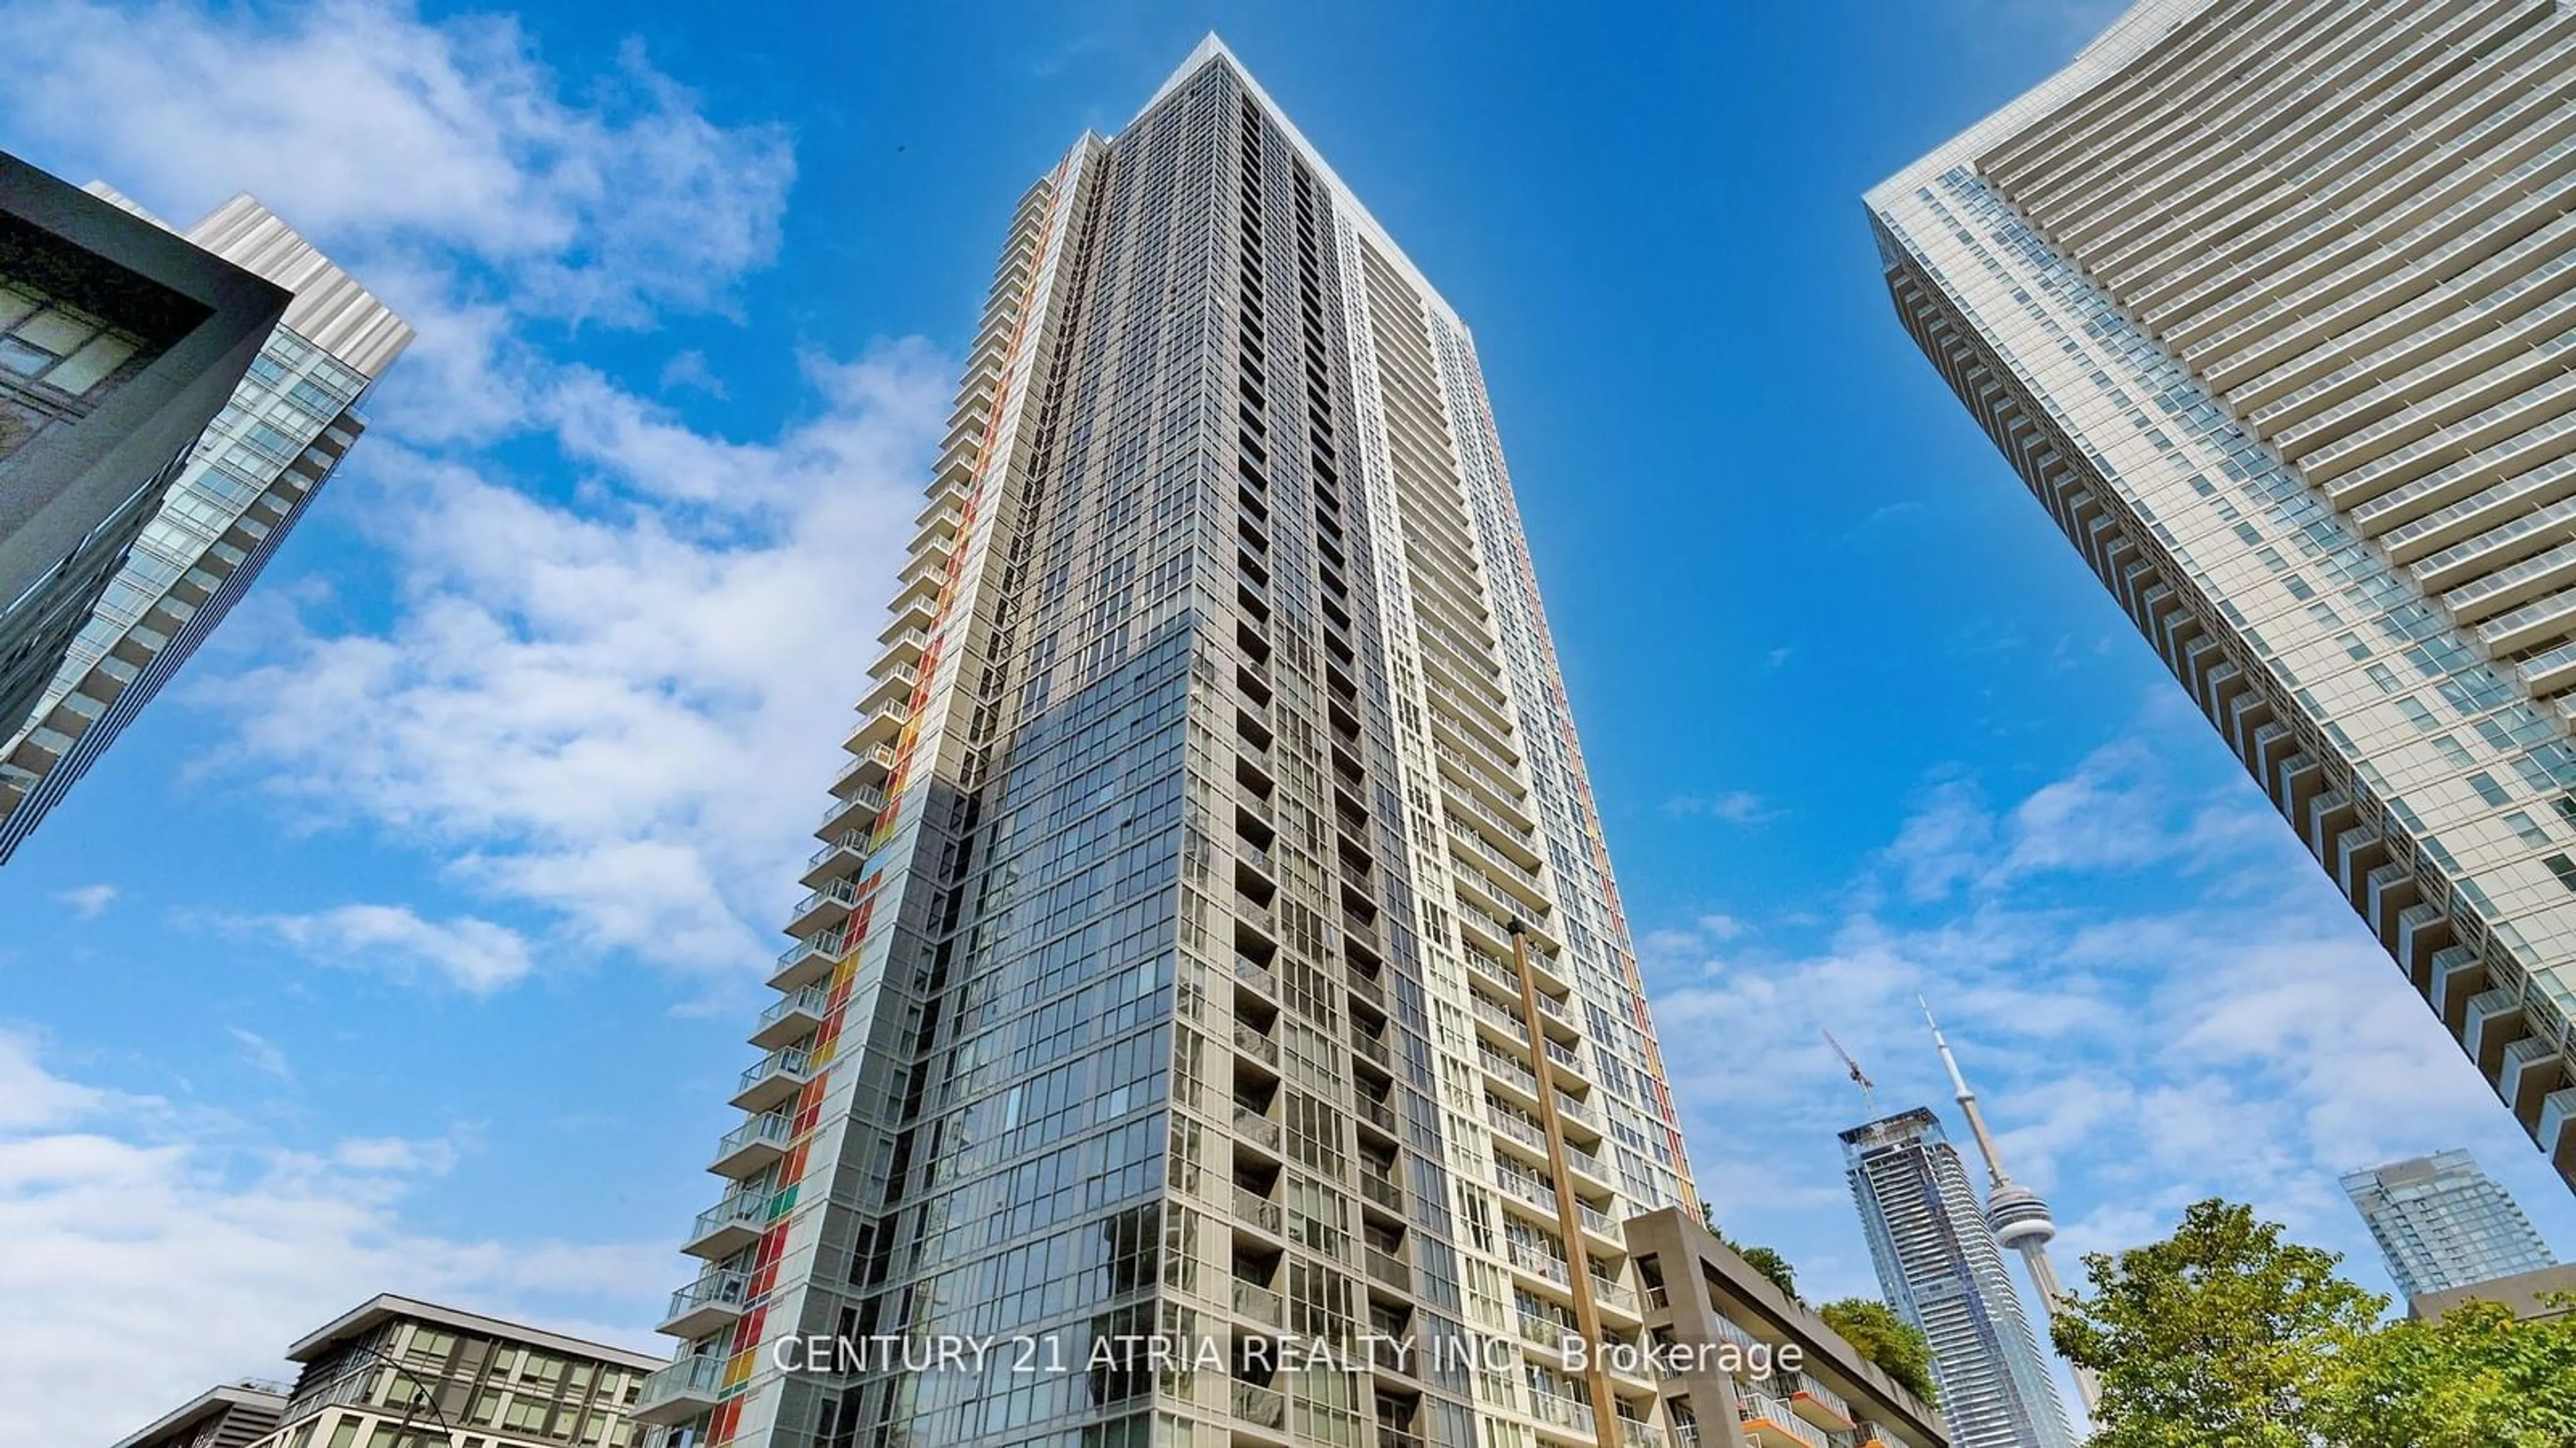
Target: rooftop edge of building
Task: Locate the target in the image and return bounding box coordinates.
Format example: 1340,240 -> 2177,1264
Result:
1860,0 -> 2215,213
284,1291 -> 664,1372
107,1380 -> 288,1448
1138,33 -> 1469,336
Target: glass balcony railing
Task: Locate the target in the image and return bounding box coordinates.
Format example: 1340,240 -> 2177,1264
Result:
635,1353 -> 724,1414
663,1268 -> 750,1327
689,1190 -> 767,1246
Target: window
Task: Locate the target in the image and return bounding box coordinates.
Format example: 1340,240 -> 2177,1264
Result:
2366,664 -> 2402,694
2432,736 -> 2476,769
2504,812 -> 2549,847
2546,855 -> 2576,893
2467,773 -> 2512,807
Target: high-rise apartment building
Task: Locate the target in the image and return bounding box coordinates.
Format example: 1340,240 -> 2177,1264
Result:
1919,1009 -> 2097,1418
1,152 -> 287,765
1868,0 -> 2576,1190
0,185 -> 409,862
2343,1147 -> 2559,1300
634,36 -> 1706,1448
1841,1110 -> 2075,1448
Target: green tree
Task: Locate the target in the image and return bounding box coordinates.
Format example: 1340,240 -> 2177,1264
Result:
1820,1297 -> 1939,1406
2051,1198 -> 2385,1447
2311,1296 -> 2576,1447
1739,1245 -> 1799,1301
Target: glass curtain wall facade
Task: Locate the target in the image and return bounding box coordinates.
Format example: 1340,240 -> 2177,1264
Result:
2343,1147 -> 2559,1298
635,38 -> 1700,1448
1839,1111 -> 2073,1448
1869,0 -> 2576,1190
0,191 -> 410,861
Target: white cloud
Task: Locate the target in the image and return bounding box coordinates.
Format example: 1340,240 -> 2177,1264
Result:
332,1133 -> 464,1174
203,343 -> 949,974
1642,720 -> 2576,1316
0,0 -> 794,327
242,904 -> 535,992
56,884 -> 116,920
1664,790 -> 1783,825
227,1027 -> 292,1081
0,0 -> 949,982
0,1034 -> 661,1444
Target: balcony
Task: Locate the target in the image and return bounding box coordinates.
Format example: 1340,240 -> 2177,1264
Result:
1507,1239 -> 1572,1289
1709,1314 -> 1764,1372
751,984 -> 830,1050
1739,1395 -> 1823,1448
1232,1278 -> 1285,1327
1487,1103 -> 1549,1156
660,1268 -> 751,1339
1576,1199 -> 1623,1245
847,701 -> 910,754
1478,1045 -> 1542,1104
800,831 -> 867,889
1495,1167 -> 1559,1216
784,878 -> 858,939
1590,1275 -> 1642,1319
1353,1029 -> 1391,1070
1528,1392 -> 1597,1439
1518,1310 -> 1578,1353
709,1111 -> 794,1178
876,624 -> 932,664
1235,1185 -> 1283,1237
833,741 -> 900,796
731,1045 -> 816,1113
1235,1109 -> 1283,1156
682,1188 -> 769,1261
1776,1372 -> 1855,1431
1564,1141 -> 1617,1192
1554,1089 -> 1601,1134
816,780 -> 889,841
1365,1247 -> 1410,1292
1232,1379 -> 1288,1435
771,925 -> 849,992
631,1353 -> 725,1427
1235,1024 -> 1281,1072
857,663 -> 917,715
1234,953 -> 1280,1001
1615,1420 -> 1666,1448
1360,1169 -> 1403,1215
1236,903 -> 1279,951
1356,1092 -> 1401,1141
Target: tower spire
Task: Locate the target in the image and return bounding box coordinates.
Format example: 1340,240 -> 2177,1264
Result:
1920,996 -> 2102,1418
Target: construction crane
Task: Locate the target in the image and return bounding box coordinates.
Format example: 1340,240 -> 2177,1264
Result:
1821,1029 -> 1878,1117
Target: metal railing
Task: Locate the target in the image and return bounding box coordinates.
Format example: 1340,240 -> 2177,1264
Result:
689,1190 -> 767,1245
664,1268 -> 750,1325
714,1111 -> 794,1163
757,984 -> 830,1033
636,1353 -> 723,1410
737,1045 -> 814,1097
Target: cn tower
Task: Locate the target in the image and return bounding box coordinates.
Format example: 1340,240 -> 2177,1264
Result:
1923,999 -> 2101,1418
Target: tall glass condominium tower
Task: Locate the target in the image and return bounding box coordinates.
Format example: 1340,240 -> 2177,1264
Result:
1870,0 -> 2576,1190
2343,1147 -> 2559,1300
635,38 -> 1701,1448
1841,1111 -> 2074,1448
0,188 -> 409,862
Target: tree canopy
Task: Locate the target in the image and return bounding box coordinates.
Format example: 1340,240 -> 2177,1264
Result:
1821,1296 -> 1939,1406
2053,1196 -> 2576,1447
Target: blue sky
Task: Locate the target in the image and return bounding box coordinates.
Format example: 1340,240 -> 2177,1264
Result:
3,0 -> 2571,1437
